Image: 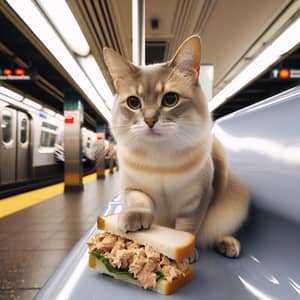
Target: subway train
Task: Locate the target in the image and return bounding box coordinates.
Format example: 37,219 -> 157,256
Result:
0,94 -> 103,198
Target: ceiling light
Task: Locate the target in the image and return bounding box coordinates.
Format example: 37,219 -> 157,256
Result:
23,98 -> 42,110
0,86 -> 23,101
7,0 -> 111,122
132,0 -> 145,65
78,55 -> 114,109
272,18 -> 300,56
37,0 -> 90,56
209,17 -> 300,111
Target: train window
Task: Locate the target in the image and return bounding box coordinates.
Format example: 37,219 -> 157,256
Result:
20,118 -> 28,143
42,122 -> 57,131
2,109 -> 12,143
40,121 -> 58,147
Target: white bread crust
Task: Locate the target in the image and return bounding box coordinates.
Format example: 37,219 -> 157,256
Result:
98,214 -> 196,261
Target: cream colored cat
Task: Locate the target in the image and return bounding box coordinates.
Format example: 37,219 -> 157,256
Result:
103,35 -> 250,259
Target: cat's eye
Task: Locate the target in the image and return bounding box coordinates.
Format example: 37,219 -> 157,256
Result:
162,92 -> 179,107
127,96 -> 141,110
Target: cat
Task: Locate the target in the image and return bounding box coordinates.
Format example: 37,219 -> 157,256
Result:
103,35 -> 250,259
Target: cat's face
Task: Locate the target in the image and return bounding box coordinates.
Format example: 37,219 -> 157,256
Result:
104,36 -> 211,152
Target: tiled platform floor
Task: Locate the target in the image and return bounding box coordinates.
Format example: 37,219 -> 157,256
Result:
0,172 -> 120,300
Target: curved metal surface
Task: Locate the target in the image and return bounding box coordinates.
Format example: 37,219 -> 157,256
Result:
35,88 -> 300,299
34,197 -> 300,300
214,86 -> 300,224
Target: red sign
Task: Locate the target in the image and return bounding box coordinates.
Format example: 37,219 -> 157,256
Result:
64,110 -> 77,124
97,132 -> 105,140
65,117 -> 74,124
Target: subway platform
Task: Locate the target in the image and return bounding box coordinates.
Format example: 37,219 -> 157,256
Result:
0,171 -> 120,300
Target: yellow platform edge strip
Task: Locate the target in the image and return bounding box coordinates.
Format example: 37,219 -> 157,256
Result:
0,169 -> 113,218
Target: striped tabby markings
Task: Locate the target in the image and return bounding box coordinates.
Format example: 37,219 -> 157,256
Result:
122,144 -> 209,175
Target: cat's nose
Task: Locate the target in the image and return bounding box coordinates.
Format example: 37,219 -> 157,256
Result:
144,116 -> 158,128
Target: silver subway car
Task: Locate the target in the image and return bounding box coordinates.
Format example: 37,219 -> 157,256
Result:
0,98 -> 64,192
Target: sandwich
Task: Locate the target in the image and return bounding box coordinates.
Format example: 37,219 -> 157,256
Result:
87,214 -> 196,295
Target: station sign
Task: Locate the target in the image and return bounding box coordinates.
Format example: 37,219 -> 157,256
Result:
64,110 -> 77,124
271,68 -> 300,79
0,68 -> 32,81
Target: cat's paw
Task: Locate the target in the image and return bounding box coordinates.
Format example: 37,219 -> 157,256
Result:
118,208 -> 153,232
215,236 -> 241,258
188,248 -> 200,264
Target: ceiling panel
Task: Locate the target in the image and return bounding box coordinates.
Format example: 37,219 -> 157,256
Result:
146,0 -> 181,37
200,0 -> 292,89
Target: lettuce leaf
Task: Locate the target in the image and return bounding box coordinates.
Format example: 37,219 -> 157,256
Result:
156,272 -> 164,282
89,251 -> 165,282
89,251 -> 135,279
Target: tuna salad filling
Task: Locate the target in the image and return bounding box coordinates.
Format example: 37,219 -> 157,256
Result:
87,232 -> 189,289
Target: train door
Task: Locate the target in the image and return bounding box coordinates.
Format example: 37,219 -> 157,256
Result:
0,107 -> 17,184
0,107 -> 30,185
16,111 -> 30,181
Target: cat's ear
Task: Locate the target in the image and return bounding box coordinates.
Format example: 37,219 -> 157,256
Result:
168,35 -> 201,83
103,48 -> 137,90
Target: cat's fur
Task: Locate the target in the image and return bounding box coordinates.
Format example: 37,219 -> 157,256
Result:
103,35 -> 250,258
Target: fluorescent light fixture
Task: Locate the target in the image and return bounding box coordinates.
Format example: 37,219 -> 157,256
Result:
132,0 -> 145,65
37,0 -> 90,56
209,17 -> 300,111
79,55 -> 114,109
44,107 -> 56,116
23,98 -> 42,110
0,86 -> 23,101
7,0 -> 111,122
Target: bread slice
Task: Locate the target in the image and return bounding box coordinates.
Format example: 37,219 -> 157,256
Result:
97,214 -> 196,261
89,254 -> 194,295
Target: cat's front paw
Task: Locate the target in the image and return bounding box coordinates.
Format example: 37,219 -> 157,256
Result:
118,208 -> 153,232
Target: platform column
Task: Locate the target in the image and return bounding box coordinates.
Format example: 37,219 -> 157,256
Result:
64,92 -> 84,192
95,123 -> 106,179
